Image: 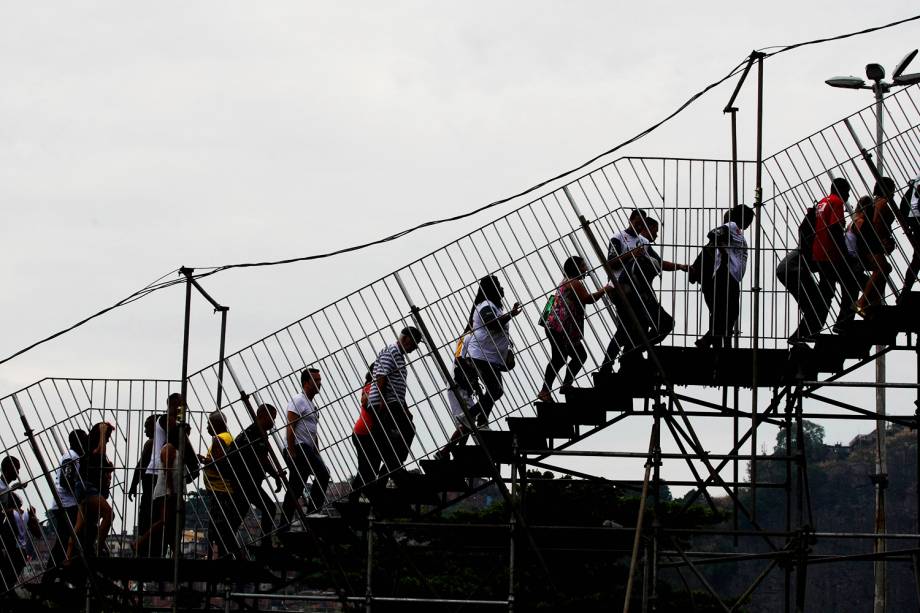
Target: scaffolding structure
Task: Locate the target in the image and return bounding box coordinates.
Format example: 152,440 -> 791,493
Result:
0,74 -> 919,612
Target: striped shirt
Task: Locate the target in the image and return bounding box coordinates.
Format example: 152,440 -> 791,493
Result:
367,343 -> 409,408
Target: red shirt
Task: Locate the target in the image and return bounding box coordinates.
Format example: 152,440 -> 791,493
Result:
812,194 -> 846,263
353,382 -> 374,436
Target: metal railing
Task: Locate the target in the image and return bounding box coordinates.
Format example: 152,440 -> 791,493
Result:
0,83 -> 917,596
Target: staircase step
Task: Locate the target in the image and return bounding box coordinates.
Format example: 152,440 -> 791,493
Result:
812,333 -> 872,360
564,386 -> 634,412
833,318 -> 899,346
594,346 -> 819,388
507,416 -> 575,441
419,458 -> 469,492
473,430 -> 514,463
391,471 -> 443,505
451,445 -> 497,477
870,297 -> 920,333
537,400 -> 606,426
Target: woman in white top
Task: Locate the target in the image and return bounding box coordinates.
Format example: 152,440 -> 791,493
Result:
455,275 -> 521,430
696,205 -> 754,349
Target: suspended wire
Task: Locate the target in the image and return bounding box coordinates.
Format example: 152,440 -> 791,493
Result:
2,12 -> 919,370
0,270 -> 183,368
758,13 -> 920,58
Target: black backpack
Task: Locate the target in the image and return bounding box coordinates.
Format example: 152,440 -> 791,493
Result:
899,180 -> 918,223
797,205 -> 818,263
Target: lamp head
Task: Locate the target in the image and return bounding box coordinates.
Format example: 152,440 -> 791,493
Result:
893,49 -> 918,79
825,76 -> 866,90
893,72 -> 920,86
866,63 -> 885,82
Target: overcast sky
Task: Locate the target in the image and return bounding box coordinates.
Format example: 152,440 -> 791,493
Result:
3,3 -> 920,455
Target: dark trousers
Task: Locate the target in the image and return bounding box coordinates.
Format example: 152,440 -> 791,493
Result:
207,490 -> 242,556
232,482 -> 278,537
701,267 -> 740,347
543,328 -> 587,391
146,494 -> 178,558
779,253 -> 828,339
902,218 -> 920,294
0,515 -> 27,589
283,444 -> 330,517
136,481 -> 154,553
350,420 -> 416,501
814,259 -> 864,330
604,286 -> 674,365
44,506 -> 79,577
456,358 -> 504,425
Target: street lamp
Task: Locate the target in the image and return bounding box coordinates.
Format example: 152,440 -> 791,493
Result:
825,49 -> 920,174
825,49 -> 920,613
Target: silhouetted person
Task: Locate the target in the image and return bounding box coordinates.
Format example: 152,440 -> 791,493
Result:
227,404 -> 281,546
780,203 -> 827,343
899,176 -> 920,296
0,456 -> 26,589
695,205 -> 754,348
603,215 -> 687,367
362,328 -> 424,499
282,368 -> 330,523
808,178 -> 863,333
127,416 -> 156,552
68,422 -> 115,559
454,276 -> 521,430
852,179 -> 896,315
601,209 -> 649,372
45,429 -> 88,573
201,411 -> 241,557
350,365 -> 380,496
140,393 -> 199,557
538,256 -> 610,401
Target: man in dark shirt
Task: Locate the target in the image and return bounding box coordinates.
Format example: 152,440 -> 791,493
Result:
227,404 -> 282,544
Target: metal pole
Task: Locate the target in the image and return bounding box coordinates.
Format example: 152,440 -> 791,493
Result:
508,439 -> 517,613
750,51 -> 765,523
873,83 -> 888,613
215,307 -> 229,410
728,107 -> 740,209
365,508 -> 374,613
624,422 -> 659,613
173,267 -> 193,613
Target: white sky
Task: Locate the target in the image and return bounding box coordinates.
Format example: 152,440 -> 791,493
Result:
3,2 -> 920,460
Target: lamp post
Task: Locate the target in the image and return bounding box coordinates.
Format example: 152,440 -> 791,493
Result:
826,49 -> 920,613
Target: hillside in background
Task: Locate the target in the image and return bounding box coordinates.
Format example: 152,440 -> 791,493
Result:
699,419 -> 919,611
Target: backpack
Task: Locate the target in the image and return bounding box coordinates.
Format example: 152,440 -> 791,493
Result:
688,232 -> 721,285
797,205 -> 818,264
899,180 -> 918,223
536,294 -> 555,328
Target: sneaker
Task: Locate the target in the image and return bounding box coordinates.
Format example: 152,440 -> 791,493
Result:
306,511 -> 328,519
476,422 -> 492,431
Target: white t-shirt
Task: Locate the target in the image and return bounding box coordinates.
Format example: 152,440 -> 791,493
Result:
608,228 -> 647,280
910,176 -> 920,218
51,449 -> 81,510
464,300 -> 510,366
287,393 -> 319,449
146,418 -> 168,476
711,222 -> 748,282
0,479 -> 10,508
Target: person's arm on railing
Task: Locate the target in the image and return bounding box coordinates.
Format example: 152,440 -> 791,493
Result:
128,439 -> 153,501
571,280 -> 609,305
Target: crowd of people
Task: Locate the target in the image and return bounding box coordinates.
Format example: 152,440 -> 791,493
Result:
0,174 -> 917,584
